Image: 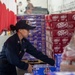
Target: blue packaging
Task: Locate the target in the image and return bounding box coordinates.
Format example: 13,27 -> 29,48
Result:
36,15 -> 45,19
33,64 -> 56,75
37,47 -> 42,51
54,54 -> 62,67
17,15 -> 46,61
56,67 -> 60,72
37,42 -> 42,46
37,37 -> 42,41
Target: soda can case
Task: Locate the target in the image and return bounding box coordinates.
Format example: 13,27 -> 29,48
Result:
52,37 -> 71,46
50,29 -> 74,37
68,14 -> 75,21
46,49 -> 53,58
60,14 -> 68,22
33,64 -> 56,75
52,37 -> 61,45
50,14 -> 60,22
45,15 -> 51,21
54,54 -> 62,67
17,15 -> 46,60
53,45 -> 63,54
50,72 -> 75,75
50,21 -> 75,29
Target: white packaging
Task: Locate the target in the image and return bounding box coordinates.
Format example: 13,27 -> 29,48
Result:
60,33 -> 75,71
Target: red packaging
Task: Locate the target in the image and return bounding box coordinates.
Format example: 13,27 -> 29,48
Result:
50,29 -> 74,37
46,22 -> 50,29
52,37 -> 71,46
61,37 -> 71,46
46,49 -> 53,58
60,14 -> 68,21
48,15 -> 52,21
50,14 -> 60,22
45,15 -> 51,21
68,21 -> 75,29
68,14 -> 75,21
45,15 -> 48,21
52,37 -> 62,45
53,45 -> 63,54
50,21 -> 75,29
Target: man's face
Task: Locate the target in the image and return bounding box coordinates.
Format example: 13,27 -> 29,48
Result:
19,29 -> 29,38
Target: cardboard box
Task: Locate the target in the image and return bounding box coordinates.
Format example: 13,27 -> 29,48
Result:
48,42 -> 53,49
46,42 -> 53,50
53,45 -> 63,54
17,15 -> 46,60
52,37 -> 62,45
60,64 -> 75,72
50,29 -> 74,37
61,37 -> 71,45
49,36 -> 53,43
50,14 -> 60,22
52,37 -> 71,46
33,64 -> 56,75
45,15 -> 50,21
46,29 -> 50,36
46,49 -> 53,58
68,14 -> 75,21
50,21 -> 75,29
36,15 -> 45,19
60,14 -> 68,22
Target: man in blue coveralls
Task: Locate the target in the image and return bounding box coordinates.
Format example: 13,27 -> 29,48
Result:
0,20 -> 55,75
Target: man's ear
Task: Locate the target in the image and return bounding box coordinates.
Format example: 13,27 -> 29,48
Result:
18,29 -> 22,32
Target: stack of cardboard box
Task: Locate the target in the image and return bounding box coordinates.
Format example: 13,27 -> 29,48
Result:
45,14 -> 75,71
17,15 -> 46,61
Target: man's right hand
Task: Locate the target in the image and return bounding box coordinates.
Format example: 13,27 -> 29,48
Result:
27,64 -> 33,73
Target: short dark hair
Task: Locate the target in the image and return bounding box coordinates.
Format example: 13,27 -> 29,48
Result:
10,24 -> 16,31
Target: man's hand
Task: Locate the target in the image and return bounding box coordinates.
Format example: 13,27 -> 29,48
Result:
27,64 -> 33,73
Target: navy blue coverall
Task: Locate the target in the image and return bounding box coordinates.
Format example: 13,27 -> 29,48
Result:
0,33 -> 55,75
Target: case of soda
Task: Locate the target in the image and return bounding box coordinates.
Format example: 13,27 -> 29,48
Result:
24,72 -> 75,75
33,64 -> 56,75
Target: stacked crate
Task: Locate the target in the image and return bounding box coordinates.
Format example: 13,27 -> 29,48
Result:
17,15 -> 46,61
45,14 -> 75,71
45,15 -> 54,59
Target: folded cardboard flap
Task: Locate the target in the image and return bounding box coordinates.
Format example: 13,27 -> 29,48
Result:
60,64 -> 75,72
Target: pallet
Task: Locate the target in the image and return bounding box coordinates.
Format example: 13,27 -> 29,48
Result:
22,60 -> 46,65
